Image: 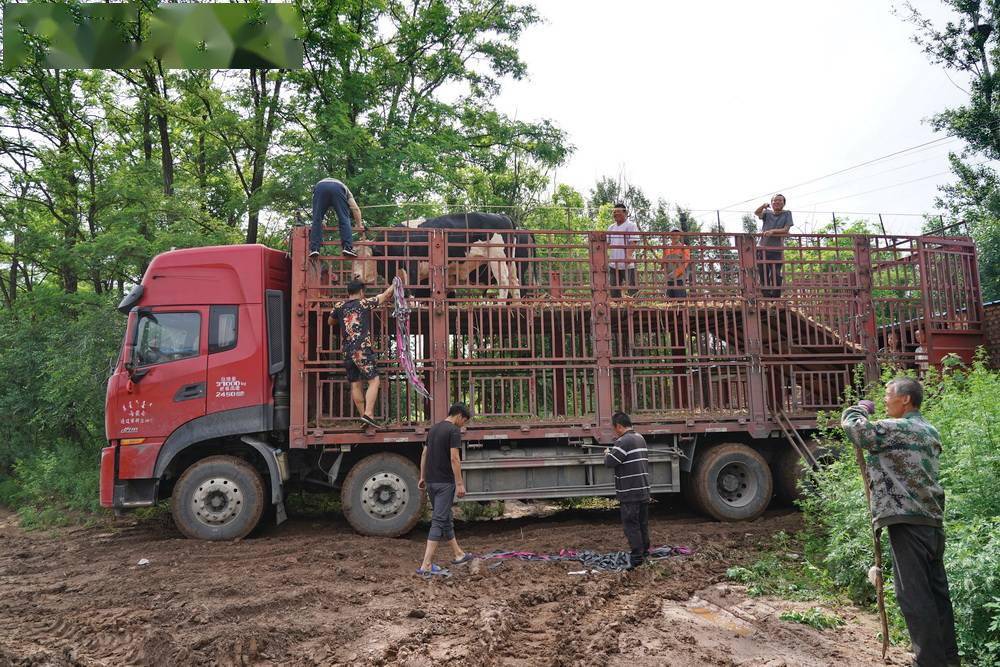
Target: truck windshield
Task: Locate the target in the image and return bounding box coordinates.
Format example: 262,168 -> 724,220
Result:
135,312 -> 201,366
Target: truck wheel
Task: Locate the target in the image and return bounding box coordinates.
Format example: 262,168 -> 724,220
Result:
341,453 -> 423,537
773,439 -> 829,505
691,443 -> 773,522
171,455 -> 266,540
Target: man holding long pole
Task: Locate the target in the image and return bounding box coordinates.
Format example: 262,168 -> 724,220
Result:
842,378 -> 960,667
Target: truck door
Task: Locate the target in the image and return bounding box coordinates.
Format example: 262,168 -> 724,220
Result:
116,307 -> 209,438
206,304 -> 267,414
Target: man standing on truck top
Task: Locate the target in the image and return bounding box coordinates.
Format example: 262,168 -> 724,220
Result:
604,412 -> 651,570
753,194 -> 793,298
311,177 -> 365,258
607,202 -> 640,298
329,270 -> 406,429
842,378 -> 959,667
416,403 -> 474,577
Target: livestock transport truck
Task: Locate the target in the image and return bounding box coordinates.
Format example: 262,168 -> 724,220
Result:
100,225 -> 985,540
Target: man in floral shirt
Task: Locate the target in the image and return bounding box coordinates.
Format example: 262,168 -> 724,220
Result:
330,270 -> 405,428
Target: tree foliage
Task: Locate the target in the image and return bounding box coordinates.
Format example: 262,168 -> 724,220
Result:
901,0 -> 1000,300
0,0 -> 570,497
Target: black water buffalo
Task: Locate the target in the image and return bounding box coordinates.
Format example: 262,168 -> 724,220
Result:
353,212 -> 524,298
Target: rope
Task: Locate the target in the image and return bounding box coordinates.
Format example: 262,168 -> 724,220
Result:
475,545 -> 692,572
392,277 -> 431,400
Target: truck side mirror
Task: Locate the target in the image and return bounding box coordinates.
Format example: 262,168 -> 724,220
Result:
123,308 -> 155,383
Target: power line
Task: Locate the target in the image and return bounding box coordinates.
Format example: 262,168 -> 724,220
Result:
721,118 -> 1000,209
721,136 -> 955,209
788,146 -> 957,200
795,170 -> 952,208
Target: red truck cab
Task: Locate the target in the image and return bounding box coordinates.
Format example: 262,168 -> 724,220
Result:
101,244 -> 291,538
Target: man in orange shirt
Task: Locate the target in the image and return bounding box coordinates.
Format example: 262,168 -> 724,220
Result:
662,226 -> 690,298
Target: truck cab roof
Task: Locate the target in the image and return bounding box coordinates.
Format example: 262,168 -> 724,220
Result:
127,244 -> 288,309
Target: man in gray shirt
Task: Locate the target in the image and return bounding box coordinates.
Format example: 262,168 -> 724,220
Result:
753,194 -> 793,298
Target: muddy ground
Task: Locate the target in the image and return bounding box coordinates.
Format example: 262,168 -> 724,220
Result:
0,502 -> 911,666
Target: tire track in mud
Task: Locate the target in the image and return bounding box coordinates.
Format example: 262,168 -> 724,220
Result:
0,509 -> 908,667
462,568 -> 648,667
0,603 -> 151,666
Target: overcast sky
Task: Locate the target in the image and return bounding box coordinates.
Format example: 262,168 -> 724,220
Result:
493,0 -> 976,235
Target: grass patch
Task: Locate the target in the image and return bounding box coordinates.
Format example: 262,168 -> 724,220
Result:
779,607 -> 845,630
457,500 -> 505,521
557,496 -> 618,511
725,531 -> 835,601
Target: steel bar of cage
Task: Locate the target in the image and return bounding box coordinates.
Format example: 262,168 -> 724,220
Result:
290,225 -> 984,447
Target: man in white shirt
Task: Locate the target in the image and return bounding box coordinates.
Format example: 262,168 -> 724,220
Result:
607,202 -> 639,298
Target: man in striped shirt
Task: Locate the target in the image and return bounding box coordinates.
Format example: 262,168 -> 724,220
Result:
604,412 -> 652,569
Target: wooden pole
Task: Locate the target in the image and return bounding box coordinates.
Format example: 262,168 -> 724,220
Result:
854,444 -> 890,660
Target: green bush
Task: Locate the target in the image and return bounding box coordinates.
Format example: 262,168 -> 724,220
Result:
801,355 -> 1000,665
0,291 -> 121,526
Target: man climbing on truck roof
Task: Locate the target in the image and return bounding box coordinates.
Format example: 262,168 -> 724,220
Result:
311,177 -> 365,258
417,403 -> 474,577
604,411 -> 652,570
329,269 -> 406,428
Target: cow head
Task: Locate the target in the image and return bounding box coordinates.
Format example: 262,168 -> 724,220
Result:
350,243 -> 379,285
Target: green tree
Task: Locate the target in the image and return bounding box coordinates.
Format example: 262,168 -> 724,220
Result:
587,176 -> 652,227
280,0 -> 568,227
901,1 -> 1000,300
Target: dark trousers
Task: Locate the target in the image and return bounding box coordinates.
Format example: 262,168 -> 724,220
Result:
310,179 -> 353,253
609,267 -> 637,298
887,524 -> 959,666
665,278 -> 687,298
426,482 -> 456,542
620,500 -> 650,567
757,248 -> 784,298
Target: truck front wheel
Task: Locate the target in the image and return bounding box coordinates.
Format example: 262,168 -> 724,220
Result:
691,443 -> 773,522
171,455 -> 266,540
341,453 -> 423,537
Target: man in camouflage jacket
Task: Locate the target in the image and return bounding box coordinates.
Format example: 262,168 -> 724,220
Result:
842,377 -> 959,666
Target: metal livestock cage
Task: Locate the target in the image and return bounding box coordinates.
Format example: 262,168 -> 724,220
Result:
287,225 -> 983,453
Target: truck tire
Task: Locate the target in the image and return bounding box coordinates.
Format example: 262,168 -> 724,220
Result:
690,443 -> 773,522
773,439 -> 829,505
171,455 -> 266,541
341,453 -> 423,537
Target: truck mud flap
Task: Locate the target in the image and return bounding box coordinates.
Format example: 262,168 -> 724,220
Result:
112,478 -> 158,508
